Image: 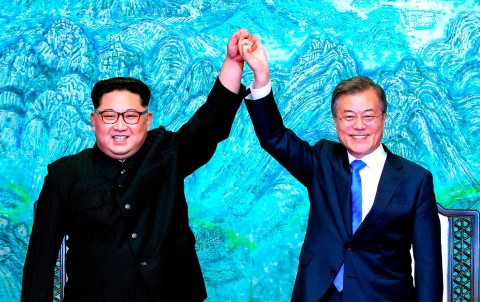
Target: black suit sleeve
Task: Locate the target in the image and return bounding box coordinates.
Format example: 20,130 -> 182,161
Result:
175,78 -> 245,177
21,168 -> 66,302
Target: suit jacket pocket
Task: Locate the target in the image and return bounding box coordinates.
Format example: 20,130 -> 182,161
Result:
390,196 -> 409,205
69,191 -> 117,229
70,192 -> 108,210
374,275 -> 413,300
299,247 -> 314,266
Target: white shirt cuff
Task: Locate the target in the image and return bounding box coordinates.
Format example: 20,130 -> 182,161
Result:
245,81 -> 272,100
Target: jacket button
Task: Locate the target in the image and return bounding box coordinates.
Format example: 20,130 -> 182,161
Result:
141,261 -> 147,266
131,233 -> 137,239
125,203 -> 131,210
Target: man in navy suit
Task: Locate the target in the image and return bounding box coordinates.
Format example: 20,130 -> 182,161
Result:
238,35 -> 443,301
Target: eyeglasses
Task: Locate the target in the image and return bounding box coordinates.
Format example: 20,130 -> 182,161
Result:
334,113 -> 385,126
95,109 -> 148,125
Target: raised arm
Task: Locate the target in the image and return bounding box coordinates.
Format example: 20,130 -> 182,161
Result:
218,28 -> 250,93
241,34 -> 318,186
238,33 -> 270,89
175,29 -> 251,176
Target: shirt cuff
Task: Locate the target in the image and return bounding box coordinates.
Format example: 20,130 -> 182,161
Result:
245,81 -> 272,100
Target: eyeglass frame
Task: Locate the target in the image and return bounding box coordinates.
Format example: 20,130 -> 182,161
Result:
94,108 -> 149,125
333,112 -> 385,125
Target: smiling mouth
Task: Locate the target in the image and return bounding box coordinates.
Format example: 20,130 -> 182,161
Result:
113,135 -> 127,141
352,135 -> 367,139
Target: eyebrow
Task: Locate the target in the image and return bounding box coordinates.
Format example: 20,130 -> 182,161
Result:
97,108 -> 141,112
341,108 -> 375,114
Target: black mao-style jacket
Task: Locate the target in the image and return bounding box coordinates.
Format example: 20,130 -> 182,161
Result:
21,79 -> 245,301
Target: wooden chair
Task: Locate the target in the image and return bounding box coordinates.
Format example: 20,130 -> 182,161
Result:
437,203 -> 479,302
53,236 -> 67,302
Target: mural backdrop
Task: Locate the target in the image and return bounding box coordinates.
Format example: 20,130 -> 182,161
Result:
0,0 -> 479,301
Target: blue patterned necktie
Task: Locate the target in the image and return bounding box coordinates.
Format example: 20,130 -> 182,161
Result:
350,160 -> 366,233
333,159 -> 366,292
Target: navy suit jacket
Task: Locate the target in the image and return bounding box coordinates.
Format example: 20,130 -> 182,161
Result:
245,92 -> 443,302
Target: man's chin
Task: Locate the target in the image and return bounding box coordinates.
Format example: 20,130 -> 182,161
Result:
347,146 -> 371,158
107,148 -> 131,160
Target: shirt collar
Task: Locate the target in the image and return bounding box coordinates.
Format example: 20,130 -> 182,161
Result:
347,144 -> 387,169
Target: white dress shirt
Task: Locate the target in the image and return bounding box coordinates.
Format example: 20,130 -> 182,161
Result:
348,146 -> 387,221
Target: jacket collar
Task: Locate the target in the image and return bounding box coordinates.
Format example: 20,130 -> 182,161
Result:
333,144 -> 404,237
92,143 -> 145,181
355,145 -> 404,235
333,143 -> 353,237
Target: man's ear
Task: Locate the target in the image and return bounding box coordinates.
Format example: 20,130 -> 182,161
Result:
146,112 -> 153,129
90,112 -> 97,131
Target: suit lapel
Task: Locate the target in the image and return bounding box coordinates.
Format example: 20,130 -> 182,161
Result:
334,147 -> 354,237
358,151 -> 404,233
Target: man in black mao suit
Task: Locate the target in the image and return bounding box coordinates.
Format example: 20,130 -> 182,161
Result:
21,29 -> 252,302
238,35 -> 443,301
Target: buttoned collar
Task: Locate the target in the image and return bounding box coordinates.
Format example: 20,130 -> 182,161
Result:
92,143 -> 145,180
347,144 -> 387,170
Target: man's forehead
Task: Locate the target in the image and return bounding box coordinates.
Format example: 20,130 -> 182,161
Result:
98,91 -> 143,109
98,107 -> 138,111
340,107 -> 376,113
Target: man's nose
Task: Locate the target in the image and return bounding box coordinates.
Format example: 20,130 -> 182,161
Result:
352,116 -> 367,128
113,114 -> 128,129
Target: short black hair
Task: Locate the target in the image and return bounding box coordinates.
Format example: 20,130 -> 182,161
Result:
91,77 -> 151,109
331,76 -> 387,114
